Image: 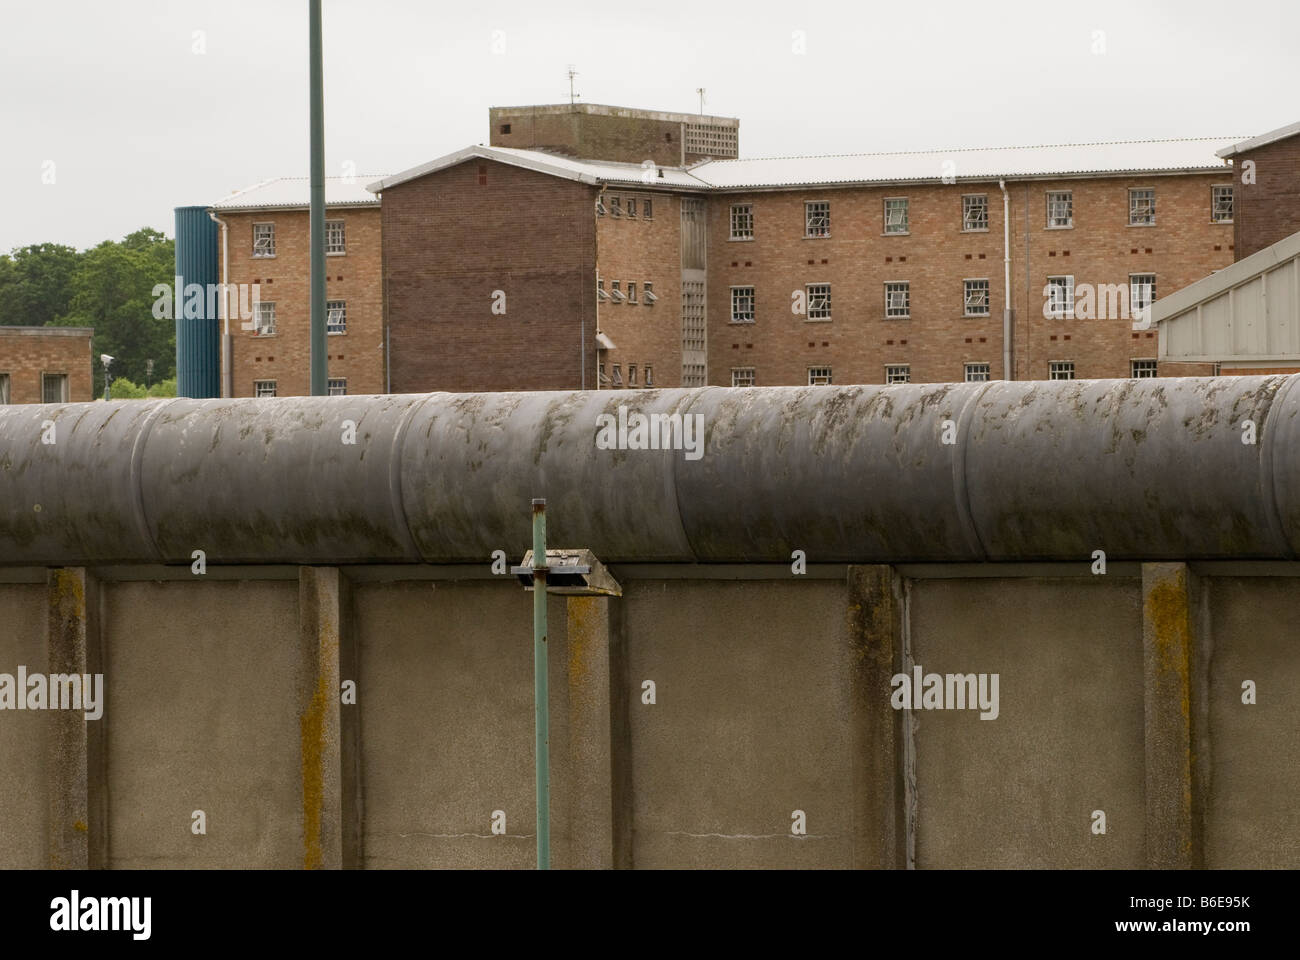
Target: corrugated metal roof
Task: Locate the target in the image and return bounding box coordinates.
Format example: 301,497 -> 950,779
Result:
211,176 -> 386,211
1216,120 -> 1300,159
690,138 -> 1239,189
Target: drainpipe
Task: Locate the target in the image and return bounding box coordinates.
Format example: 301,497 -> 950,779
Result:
999,180 -> 1013,380
208,211 -> 232,398
531,498 -> 550,870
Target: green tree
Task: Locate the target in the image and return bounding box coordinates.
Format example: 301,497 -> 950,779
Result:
108,377 -> 149,399
0,243 -> 82,326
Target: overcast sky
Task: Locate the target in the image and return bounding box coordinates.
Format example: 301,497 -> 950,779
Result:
1,0 -> 1295,252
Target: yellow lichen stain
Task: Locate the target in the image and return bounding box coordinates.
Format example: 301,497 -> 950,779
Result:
73,820 -> 87,833
567,597 -> 596,712
50,569 -> 86,621
1146,572 -> 1192,723
300,669 -> 328,871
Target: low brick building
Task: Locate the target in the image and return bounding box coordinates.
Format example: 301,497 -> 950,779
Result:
0,326 -> 94,404
209,178 -> 385,398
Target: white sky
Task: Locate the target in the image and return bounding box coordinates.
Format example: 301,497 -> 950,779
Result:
0,0 -> 1296,252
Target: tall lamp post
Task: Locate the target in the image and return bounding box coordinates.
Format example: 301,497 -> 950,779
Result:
101,354 -> 114,401
308,0 -> 327,396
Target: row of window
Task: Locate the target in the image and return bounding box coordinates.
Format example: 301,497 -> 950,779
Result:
598,362 -> 654,387
597,279 -> 658,305
726,186 -> 1234,241
727,275 -> 1154,322
251,220 -> 348,258
596,196 -> 654,219
253,378 -> 348,398
250,300 -> 349,336
0,372 -> 68,404
730,359 -> 1160,387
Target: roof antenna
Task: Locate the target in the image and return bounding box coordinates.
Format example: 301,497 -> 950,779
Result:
697,87 -> 705,114
568,66 -> 579,105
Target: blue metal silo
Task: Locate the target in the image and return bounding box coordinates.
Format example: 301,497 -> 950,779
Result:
173,206 -> 220,398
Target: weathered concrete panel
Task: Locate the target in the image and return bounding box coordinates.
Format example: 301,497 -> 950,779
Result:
1203,577 -> 1300,867
910,578 -> 1145,868
622,579 -> 858,868
0,584 -> 49,868
104,581 -> 302,868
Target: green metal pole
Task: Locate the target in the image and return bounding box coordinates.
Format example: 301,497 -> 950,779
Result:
308,0 -> 327,396
531,498 -> 550,869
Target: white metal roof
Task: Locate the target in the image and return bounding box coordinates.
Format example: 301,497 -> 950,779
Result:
370,137 -> 1241,196
211,176 -> 386,212
1216,121 -> 1300,159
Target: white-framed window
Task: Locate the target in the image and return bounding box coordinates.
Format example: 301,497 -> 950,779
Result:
964,279 -> 990,316
612,363 -> 622,386
808,366 -> 832,386
965,363 -> 990,382
255,301 -> 277,335
730,203 -> 754,240
1131,359 -> 1158,378
627,198 -> 638,218
597,278 -> 608,301
962,194 -> 989,231
610,280 -> 626,303
645,364 -> 654,386
1049,361 -> 1075,380
1046,276 -> 1075,318
326,219 -> 346,255
805,201 -> 830,238
252,222 -> 276,257
609,197 -> 622,218
884,197 -> 909,235
254,379 -> 277,397
731,286 -> 755,322
885,364 -> 910,384
1130,274 -> 1156,319
682,363 -> 705,387
326,299 -> 346,334
0,372 -> 9,404
328,378 -> 347,395
627,281 -> 638,304
731,367 -> 755,387
643,198 -> 653,220
642,281 -> 657,304
1129,188 -> 1156,226
885,281 -> 910,318
1046,191 -> 1073,229
41,373 -> 68,403
1212,185 -> 1234,223
806,283 -> 831,320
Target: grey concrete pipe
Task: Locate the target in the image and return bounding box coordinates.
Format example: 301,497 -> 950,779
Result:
1,374 -> 1298,566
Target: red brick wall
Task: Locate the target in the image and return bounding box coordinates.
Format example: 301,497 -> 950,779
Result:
1233,135 -> 1300,260
0,328 -> 94,403
222,207 -> 384,397
380,159 -> 598,393
492,110 -> 685,167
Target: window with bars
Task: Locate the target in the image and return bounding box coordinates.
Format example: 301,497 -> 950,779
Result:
1212,185 -> 1234,223
1129,188 -> 1156,225
326,219 -> 345,255
681,281 -> 706,352
965,363 -> 990,382
808,367 -> 832,386
731,286 -> 755,322
255,301 -> 277,335
1046,276 -> 1075,318
1130,274 -> 1156,318
885,282 -> 910,318
1046,191 -> 1073,229
252,222 -> 276,257
885,364 -> 910,384
1049,361 -> 1075,380
806,283 -> 831,320
1131,359 -> 1158,378
326,299 -> 346,334
730,204 -> 754,240
732,367 -> 755,387
328,378 -> 347,396
627,282 -> 637,304
41,373 -> 68,403
962,194 -> 989,231
805,201 -> 830,238
254,379 -> 277,397
685,123 -> 738,157
682,363 -> 706,387
964,279 -> 990,316
884,198 -> 909,234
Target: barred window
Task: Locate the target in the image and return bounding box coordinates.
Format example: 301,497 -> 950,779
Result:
252,222 -> 276,257
730,204 -> 754,239
806,283 -> 831,320
327,378 -> 347,396
1212,185 -> 1233,223
964,279 -> 990,316
1046,276 -> 1075,318
805,201 -> 830,238
326,219 -> 345,255
731,286 -> 755,322
965,363 -> 990,382
731,367 -> 755,387
1129,188 -> 1155,226
885,364 -> 910,384
255,301 -> 277,335
884,197 -> 909,234
962,194 -> 989,231
254,379 -> 277,397
1046,191 -> 1073,229
1131,359 -> 1158,378
885,282 -> 910,318
326,299 -> 346,334
808,366 -> 832,386
1049,361 -> 1075,380
1130,274 -> 1156,318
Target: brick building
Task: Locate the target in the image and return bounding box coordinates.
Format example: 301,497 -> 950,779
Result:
1216,121 -> 1300,261
209,177 -> 385,398
0,326 -> 94,404
373,117 -> 1244,390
